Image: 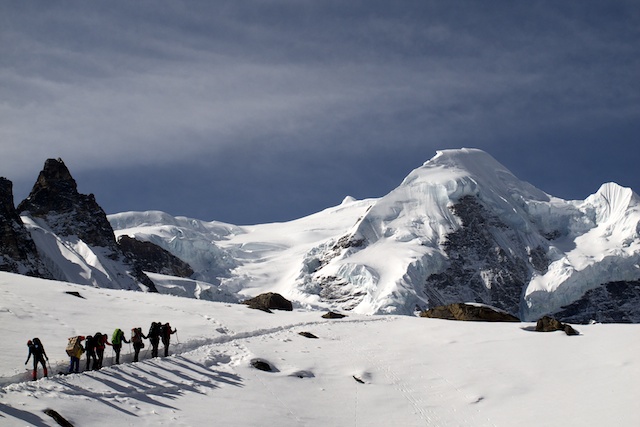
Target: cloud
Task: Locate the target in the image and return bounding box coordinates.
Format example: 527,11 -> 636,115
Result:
1,1 -> 639,221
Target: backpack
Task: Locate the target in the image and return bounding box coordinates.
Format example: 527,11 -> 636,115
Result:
112,329 -> 122,345
32,337 -> 44,356
149,322 -> 161,338
131,328 -> 144,348
94,332 -> 104,349
66,336 -> 84,358
85,335 -> 96,351
161,323 -> 170,339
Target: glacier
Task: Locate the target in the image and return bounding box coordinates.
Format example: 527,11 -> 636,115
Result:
108,148 -> 640,321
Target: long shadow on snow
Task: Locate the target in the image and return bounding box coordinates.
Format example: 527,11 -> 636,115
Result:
55,355 -> 244,416
54,376 -> 140,417
0,402 -> 50,427
161,356 -> 243,388
91,370 -> 180,409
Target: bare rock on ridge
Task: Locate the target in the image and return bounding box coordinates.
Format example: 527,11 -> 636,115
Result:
424,196 -> 547,316
0,177 -> 50,277
17,158 -> 116,248
118,235 -> 194,278
17,158 -> 157,292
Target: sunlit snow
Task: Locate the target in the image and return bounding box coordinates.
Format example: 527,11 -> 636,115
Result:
1,272 -> 638,426
107,149 -> 640,320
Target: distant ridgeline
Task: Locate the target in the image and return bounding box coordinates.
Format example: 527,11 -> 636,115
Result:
3,150 -> 640,324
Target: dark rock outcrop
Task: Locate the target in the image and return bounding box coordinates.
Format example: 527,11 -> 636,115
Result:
298,332 -> 318,339
535,316 -> 579,335
43,408 -> 74,427
553,281 -> 640,324
18,159 -> 117,249
251,359 -> 274,372
424,196 -> 547,317
243,292 -> 293,313
118,235 -> 194,278
420,302 -> 520,322
322,311 -> 347,319
17,159 -> 157,292
0,177 -> 50,277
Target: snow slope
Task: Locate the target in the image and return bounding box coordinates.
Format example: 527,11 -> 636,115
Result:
109,149 -> 640,321
20,215 -> 145,291
1,272 -> 639,426
110,197 -> 376,305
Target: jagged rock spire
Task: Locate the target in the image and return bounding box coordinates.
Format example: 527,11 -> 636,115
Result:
18,158 -> 81,217
16,159 -> 157,292
0,177 -> 50,276
0,177 -> 15,216
18,158 -> 115,248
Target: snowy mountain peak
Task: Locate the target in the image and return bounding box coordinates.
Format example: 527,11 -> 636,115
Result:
587,182 -> 640,224
294,149 -> 556,316
413,148 -> 549,202
103,148 -> 640,322
12,159 -> 157,292
3,150 -> 640,323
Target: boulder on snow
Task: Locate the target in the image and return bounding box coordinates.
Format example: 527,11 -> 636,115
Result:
251,359 -> 275,372
535,316 -> 579,336
420,303 -> 520,322
65,291 -> 85,299
43,408 -> 74,427
322,311 -> 347,319
298,331 -> 318,339
243,292 -> 293,313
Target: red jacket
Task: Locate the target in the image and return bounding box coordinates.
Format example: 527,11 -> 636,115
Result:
96,334 -> 111,350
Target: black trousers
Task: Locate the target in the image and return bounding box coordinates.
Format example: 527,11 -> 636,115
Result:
133,343 -> 143,362
86,350 -> 96,370
95,348 -> 104,369
113,344 -> 122,364
150,338 -> 159,357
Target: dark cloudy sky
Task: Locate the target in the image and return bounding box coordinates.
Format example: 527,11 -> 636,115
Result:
1,1 -> 639,224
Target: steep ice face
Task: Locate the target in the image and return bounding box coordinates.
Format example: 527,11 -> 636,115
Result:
295,148 -> 554,314
293,150 -> 640,320
523,182 -> 640,320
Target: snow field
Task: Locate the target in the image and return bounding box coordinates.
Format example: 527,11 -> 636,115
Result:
1,272 -> 639,426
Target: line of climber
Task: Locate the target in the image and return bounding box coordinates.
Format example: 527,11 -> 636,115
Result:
26,322 -> 177,380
